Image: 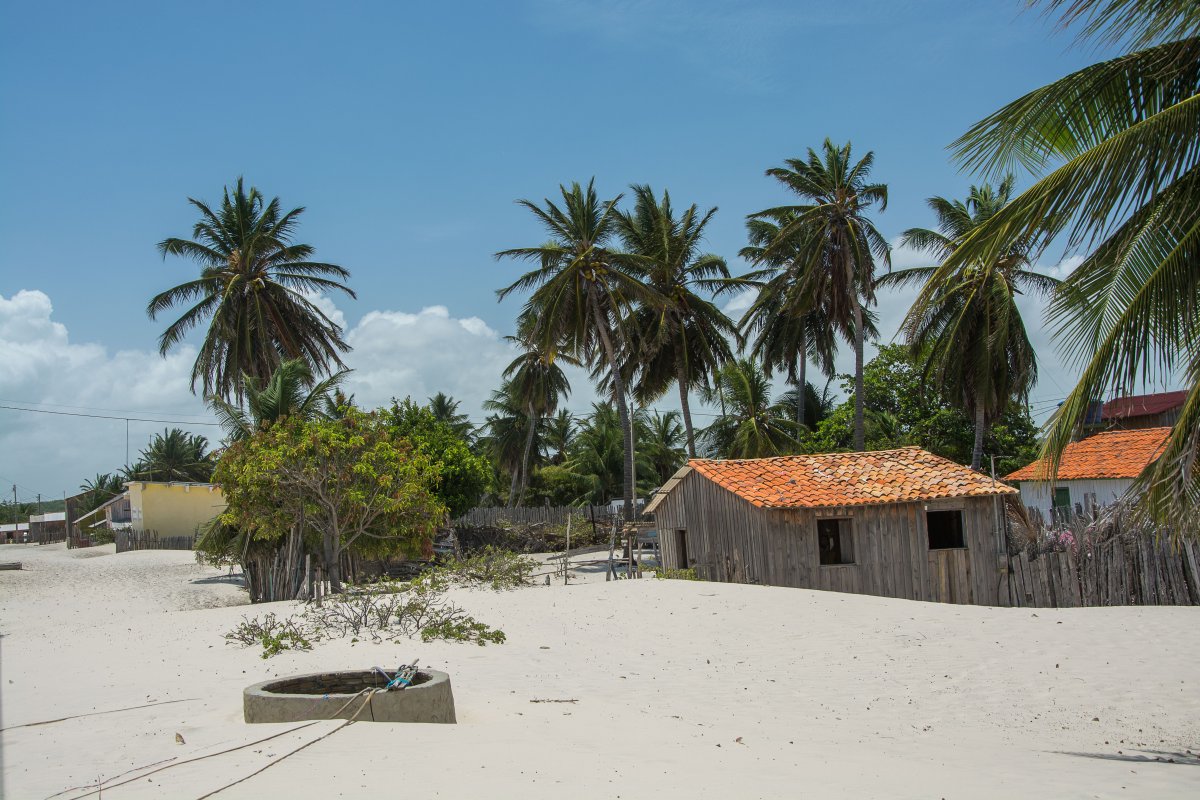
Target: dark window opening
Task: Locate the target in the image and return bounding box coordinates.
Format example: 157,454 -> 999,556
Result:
817,518 -> 854,565
926,510 -> 965,549
675,529 -> 689,569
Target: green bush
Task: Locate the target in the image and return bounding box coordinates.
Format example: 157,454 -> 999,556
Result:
652,567 -> 699,581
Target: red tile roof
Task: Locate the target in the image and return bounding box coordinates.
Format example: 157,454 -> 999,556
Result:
1101,391 -> 1186,420
680,448 -> 1014,509
1004,428 -> 1170,482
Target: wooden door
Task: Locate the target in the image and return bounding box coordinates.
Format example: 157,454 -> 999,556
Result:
929,549 -> 973,604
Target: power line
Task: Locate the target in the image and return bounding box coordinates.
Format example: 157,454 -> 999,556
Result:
0,404 -> 221,427
0,397 -> 215,423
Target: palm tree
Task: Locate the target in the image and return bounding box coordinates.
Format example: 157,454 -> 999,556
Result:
208,358 -> 347,442
481,379 -> 533,502
614,185 -> 737,457
132,429 -> 214,482
501,321 -> 577,506
496,179 -> 664,520
739,212 -> 841,431
149,178 -> 355,400
877,179 -> 1060,469
566,404 -> 656,505
779,380 -> 838,431
701,358 -> 799,458
639,410 -> 688,484
79,473 -> 124,510
945,1 -> 1199,524
749,140 -> 890,450
542,409 -> 575,465
427,393 -> 473,439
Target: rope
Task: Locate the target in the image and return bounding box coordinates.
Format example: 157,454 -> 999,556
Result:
2,697 -> 200,733
53,722 -> 320,800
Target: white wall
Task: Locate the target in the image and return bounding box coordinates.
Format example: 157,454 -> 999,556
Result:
1017,478 -> 1135,520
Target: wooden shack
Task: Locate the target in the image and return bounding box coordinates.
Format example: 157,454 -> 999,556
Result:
645,447 -> 1016,605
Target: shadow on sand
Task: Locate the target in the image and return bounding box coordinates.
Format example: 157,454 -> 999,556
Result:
1054,749 -> 1199,766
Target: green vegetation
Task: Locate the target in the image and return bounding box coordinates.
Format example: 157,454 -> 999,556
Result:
133,1 -> 1196,573
214,409 -> 445,592
149,177 -> 354,401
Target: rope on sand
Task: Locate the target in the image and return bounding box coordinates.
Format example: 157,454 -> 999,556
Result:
51,722 -> 321,800
2,697 -> 201,733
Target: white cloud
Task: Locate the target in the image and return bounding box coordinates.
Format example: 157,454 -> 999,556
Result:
0,291 -> 532,499
341,305 -> 512,412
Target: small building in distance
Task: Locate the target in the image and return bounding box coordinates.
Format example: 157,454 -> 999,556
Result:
1,522 -> 30,543
126,481 -> 226,539
1099,391 -> 1186,430
1005,427 -> 1169,522
645,448 -> 1015,605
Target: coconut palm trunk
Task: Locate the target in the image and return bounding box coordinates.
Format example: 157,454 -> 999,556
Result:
590,289 -> 635,520
972,403 -> 986,471
796,336 -> 808,430
517,401 -> 539,505
677,361 -> 697,458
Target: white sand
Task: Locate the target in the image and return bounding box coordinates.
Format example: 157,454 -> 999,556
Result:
2,542 -> 1198,799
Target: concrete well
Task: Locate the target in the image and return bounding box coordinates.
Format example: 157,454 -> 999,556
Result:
243,669 -> 456,724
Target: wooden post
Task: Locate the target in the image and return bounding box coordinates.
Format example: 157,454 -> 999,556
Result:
563,514 -> 571,586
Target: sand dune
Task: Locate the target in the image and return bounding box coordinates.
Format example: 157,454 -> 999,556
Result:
1,542 -> 1197,799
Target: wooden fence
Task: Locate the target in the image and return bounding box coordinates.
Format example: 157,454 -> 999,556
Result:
1009,536 -> 1200,607
1006,502 -> 1200,610
452,505 -> 614,528
115,530 -> 195,553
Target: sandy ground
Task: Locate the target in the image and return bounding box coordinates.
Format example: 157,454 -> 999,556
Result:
1,543 -> 1198,799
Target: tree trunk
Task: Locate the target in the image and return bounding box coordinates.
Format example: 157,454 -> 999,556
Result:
972,403 -> 986,471
677,361 -> 696,458
517,402 -> 538,505
323,531 -> 342,594
590,289 -> 635,521
796,338 -> 808,431
506,462 -> 520,508
853,299 -> 866,452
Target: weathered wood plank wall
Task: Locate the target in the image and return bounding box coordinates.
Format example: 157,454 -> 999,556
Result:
654,471 -> 1007,605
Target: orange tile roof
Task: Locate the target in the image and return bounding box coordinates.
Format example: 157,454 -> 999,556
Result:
683,447 -> 1014,509
1004,428 -> 1170,482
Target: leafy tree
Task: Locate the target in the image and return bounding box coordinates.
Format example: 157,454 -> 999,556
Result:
525,465 -> 591,506
385,398 -> 490,519
130,428 -> 214,482
947,0 -> 1200,525
749,140 -> 890,450
214,409 -> 444,593
149,177 -> 354,400
878,178 -> 1059,469
497,179 -> 664,519
209,358 -> 347,442
700,358 -> 799,458
614,185 -> 736,456
805,344 -> 1040,477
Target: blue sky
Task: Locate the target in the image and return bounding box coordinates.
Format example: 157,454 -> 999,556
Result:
0,1 -> 1116,497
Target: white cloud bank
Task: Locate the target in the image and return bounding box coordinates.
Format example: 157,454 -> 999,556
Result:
0,290 -> 524,499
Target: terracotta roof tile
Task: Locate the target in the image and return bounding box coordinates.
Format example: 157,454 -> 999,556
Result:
1004,428 -> 1169,482
686,447 -> 1013,509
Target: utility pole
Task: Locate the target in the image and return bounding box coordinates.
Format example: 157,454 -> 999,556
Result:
11,485 -> 16,525
37,493 -> 42,515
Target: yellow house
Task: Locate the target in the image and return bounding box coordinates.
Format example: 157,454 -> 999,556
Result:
126,482 -> 227,538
